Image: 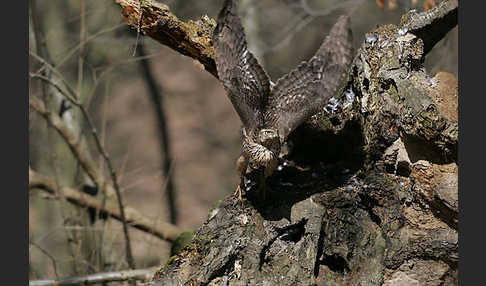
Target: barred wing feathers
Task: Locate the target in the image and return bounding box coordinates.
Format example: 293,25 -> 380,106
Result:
265,15 -> 354,142
213,0 -> 270,135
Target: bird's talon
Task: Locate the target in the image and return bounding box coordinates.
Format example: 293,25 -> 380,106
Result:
234,184 -> 246,207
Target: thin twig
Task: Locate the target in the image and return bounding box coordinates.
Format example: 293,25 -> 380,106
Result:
30,241 -> 60,279
77,0 -> 86,102
30,1 -> 85,273
78,93 -> 137,271
29,267 -> 157,286
29,95 -> 104,188
83,50 -> 164,110
116,0 -> 218,77
29,90 -> 136,269
29,168 -> 185,242
132,0 -> 143,56
34,23 -> 127,76
29,50 -> 79,100
261,0 -> 364,55
261,14 -> 316,55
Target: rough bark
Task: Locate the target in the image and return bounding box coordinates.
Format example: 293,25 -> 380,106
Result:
115,0 -> 458,285
116,0 -> 218,77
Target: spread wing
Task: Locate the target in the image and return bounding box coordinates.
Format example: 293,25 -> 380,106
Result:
264,15 -> 354,142
213,0 -> 270,135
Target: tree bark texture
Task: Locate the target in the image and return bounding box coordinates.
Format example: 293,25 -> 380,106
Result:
116,0 -> 218,77
116,0 -> 458,285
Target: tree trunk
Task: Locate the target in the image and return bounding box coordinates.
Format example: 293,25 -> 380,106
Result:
116,1 -> 458,285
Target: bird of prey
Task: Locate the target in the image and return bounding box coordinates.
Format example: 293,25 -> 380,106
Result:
213,0 -> 354,201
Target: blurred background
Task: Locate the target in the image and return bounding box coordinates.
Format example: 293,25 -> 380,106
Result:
29,0 -> 457,282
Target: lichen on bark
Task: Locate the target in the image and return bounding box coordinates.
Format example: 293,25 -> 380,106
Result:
114,0 -> 458,285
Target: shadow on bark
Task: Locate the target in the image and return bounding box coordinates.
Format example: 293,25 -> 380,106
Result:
114,0 -> 458,285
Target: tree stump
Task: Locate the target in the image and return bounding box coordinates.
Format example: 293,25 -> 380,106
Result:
116,0 -> 458,285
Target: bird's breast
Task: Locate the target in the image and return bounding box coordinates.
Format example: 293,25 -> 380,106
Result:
243,139 -> 278,169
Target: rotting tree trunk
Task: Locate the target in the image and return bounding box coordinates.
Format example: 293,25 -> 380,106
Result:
115,0 -> 458,285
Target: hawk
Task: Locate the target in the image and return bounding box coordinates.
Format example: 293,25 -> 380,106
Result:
213,0 -> 354,201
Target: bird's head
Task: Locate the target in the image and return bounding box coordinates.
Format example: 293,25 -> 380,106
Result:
258,128 -> 280,149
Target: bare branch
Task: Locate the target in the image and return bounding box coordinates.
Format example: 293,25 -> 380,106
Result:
29,267 -> 157,286
29,168 -> 186,242
113,0 -> 369,77
400,0 -> 457,54
29,73 -> 78,103
29,51 -> 79,100
29,95 -> 105,190
114,0 -> 456,81
30,242 -> 60,279
30,1 -> 100,271
132,0 -> 144,56
262,14 -> 315,55
115,0 -> 218,77
33,23 -> 127,76
30,68 -> 137,269
77,95 -> 137,271
77,0 -> 86,101
30,93 -> 135,269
